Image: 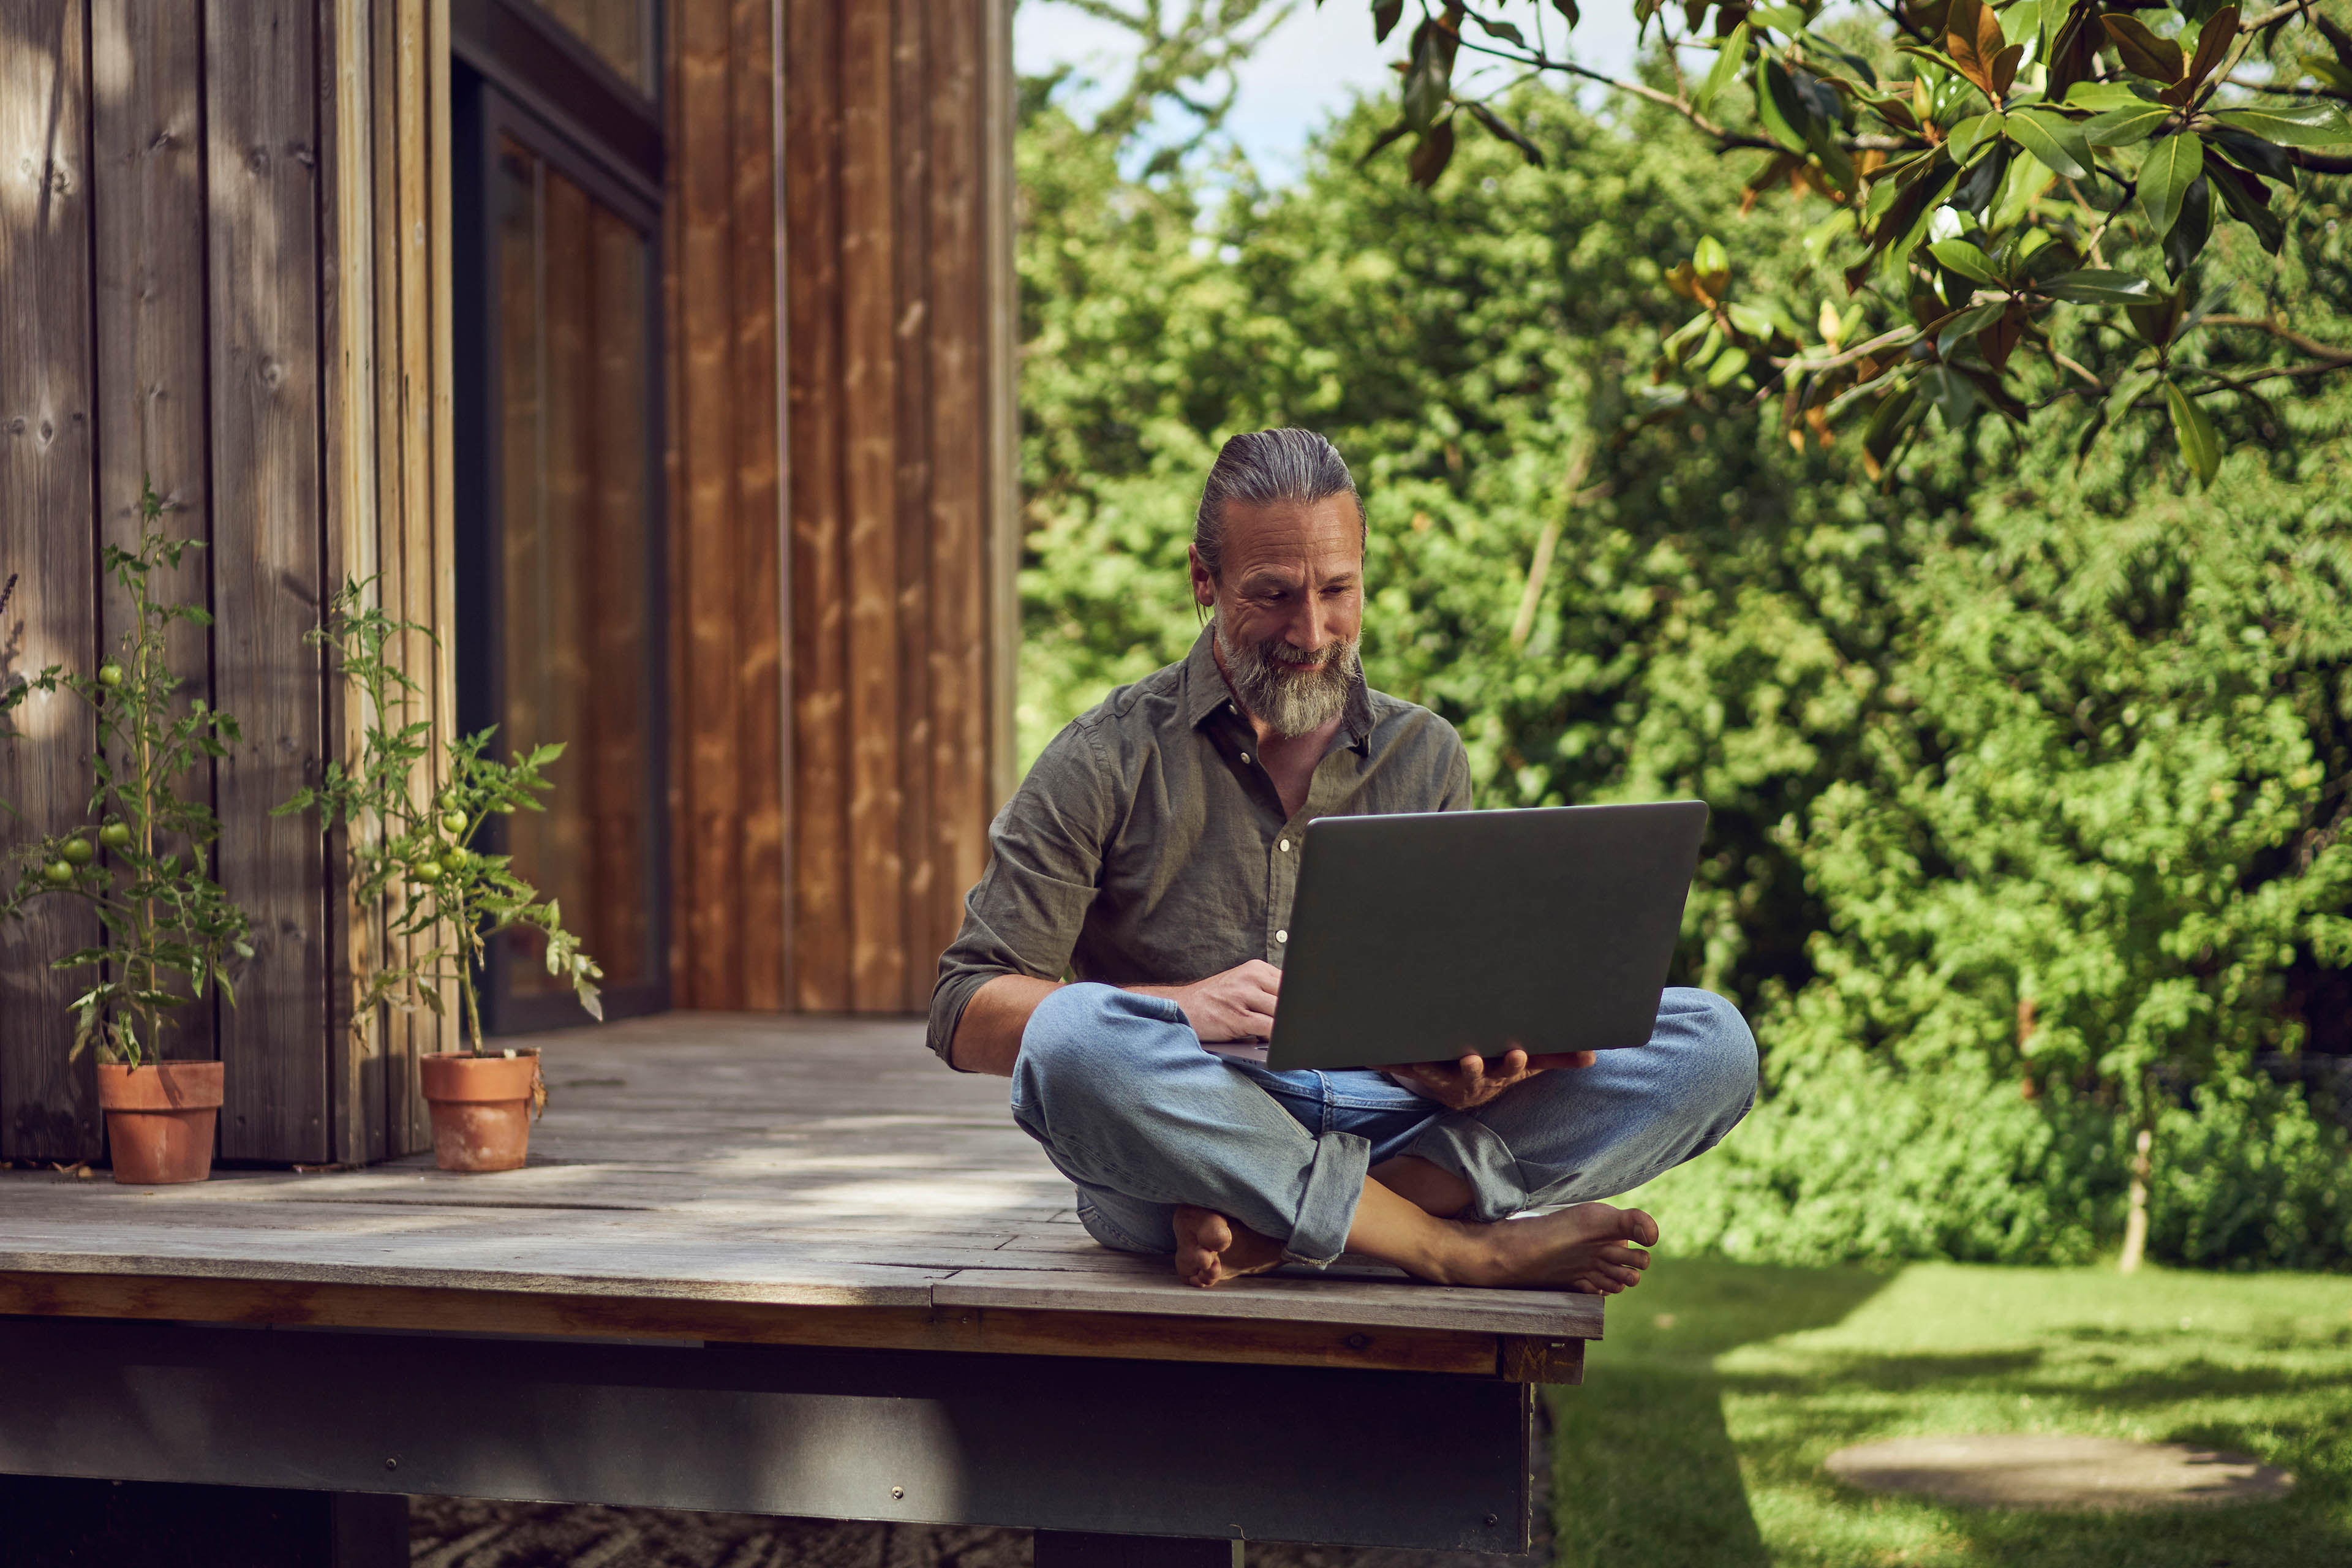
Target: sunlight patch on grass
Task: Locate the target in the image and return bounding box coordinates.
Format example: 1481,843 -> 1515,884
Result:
1550,1260 -> 2352,1568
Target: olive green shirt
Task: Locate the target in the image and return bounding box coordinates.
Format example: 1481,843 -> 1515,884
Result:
927,625 -> 1474,1065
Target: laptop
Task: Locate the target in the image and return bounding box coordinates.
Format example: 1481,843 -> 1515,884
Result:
1229,801 -> 1708,1072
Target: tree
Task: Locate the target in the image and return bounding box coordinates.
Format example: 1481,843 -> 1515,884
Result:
1015,74 -> 2352,1267
1335,0 -> 2352,483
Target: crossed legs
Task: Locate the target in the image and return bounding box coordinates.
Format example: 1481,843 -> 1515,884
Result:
1008,985 -> 1757,1292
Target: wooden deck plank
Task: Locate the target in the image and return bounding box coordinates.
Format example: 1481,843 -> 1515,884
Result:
0,1014 -> 1608,1355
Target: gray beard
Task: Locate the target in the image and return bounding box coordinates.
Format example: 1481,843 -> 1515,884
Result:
1215,618 -> 1361,739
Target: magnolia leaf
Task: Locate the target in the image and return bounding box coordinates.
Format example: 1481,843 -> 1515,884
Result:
2182,6 -> 2240,94
1757,59 -> 1813,155
1929,238 -> 1999,283
2005,107 -> 2093,178
1408,117 -> 1456,185
1943,0 -> 2010,96
1749,4 -> 1809,32
2162,173 -> 2212,279
1936,298 -> 2008,355
1471,13 -> 1528,47
2079,102 -> 2171,147
2163,379 -> 2222,487
1947,111 -> 2003,162
1373,0 -> 1404,43
2040,268 -> 2157,303
2209,157 -> 2285,252
2101,14 -> 2186,83
2209,103 -> 2352,148
1694,21 -> 1752,121
2136,134 -> 2204,241
2205,126 -> 2294,185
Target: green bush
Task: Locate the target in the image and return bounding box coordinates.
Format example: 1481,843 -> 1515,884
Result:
1016,80 -> 2352,1268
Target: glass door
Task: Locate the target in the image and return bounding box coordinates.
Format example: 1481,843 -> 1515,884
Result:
456,85 -> 668,1031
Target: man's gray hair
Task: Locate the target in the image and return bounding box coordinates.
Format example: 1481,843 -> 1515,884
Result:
1193,428 -> 1365,580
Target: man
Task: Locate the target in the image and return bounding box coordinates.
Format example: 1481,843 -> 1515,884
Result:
930,428 -> 1757,1292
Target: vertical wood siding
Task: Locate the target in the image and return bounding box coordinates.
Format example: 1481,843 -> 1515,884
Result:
0,0 -> 455,1165
772,0 -> 1017,1014
0,0 -> 103,1161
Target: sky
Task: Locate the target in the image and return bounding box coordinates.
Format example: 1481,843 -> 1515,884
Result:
1013,1 -> 1651,181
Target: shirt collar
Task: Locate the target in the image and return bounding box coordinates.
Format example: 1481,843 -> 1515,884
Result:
1181,622 -> 1375,751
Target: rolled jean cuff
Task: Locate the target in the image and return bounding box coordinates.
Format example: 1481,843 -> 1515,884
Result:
1283,1129 -> 1374,1267
1403,1114 -> 1528,1224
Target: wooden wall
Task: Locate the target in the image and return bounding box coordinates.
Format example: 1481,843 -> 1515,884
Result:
2,0 -> 1017,1172
778,0 -> 1018,1013
671,0 -> 1018,1015
0,0 -> 456,1166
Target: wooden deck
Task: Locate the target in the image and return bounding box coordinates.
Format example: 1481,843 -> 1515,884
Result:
0,1015 -> 1598,1384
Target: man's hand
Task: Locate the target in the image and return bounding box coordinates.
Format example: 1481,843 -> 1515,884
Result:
1137,959 -> 1284,1042
1384,1048 -> 1595,1111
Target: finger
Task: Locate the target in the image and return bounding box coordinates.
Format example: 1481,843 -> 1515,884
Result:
1525,1052 -> 1596,1071
1497,1048 -> 1529,1076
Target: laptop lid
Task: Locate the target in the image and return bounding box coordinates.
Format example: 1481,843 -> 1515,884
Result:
1261,801 -> 1708,1071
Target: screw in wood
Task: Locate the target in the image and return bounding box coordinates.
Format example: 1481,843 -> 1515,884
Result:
890,1487 -> 905,1501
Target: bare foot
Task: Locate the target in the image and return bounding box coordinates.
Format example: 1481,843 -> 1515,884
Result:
1450,1202 -> 1660,1294
1171,1204 -> 1285,1287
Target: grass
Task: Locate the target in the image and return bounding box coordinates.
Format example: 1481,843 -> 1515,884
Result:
1545,1258 -> 2352,1567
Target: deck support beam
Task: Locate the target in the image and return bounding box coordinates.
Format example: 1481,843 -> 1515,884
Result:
0,1315 -> 1533,1553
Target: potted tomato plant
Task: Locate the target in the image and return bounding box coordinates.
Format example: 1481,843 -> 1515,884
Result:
1,484 -> 253,1184
277,579 -> 602,1172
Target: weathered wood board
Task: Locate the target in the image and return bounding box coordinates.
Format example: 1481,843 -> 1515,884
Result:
0,1014 -> 1605,1374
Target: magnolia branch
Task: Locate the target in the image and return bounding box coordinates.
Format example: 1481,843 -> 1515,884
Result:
2204,314 -> 2352,360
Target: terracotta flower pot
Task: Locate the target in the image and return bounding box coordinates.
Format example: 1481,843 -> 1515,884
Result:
98,1060 -> 224,1185
420,1050 -> 543,1172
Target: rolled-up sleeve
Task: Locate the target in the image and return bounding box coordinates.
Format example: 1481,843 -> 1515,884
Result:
927,719 -> 1115,1066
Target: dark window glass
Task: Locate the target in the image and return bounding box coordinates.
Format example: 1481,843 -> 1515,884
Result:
491,134 -> 657,1001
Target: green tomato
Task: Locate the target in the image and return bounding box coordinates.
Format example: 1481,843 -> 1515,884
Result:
42,860 -> 74,885
98,822 -> 132,850
409,861 -> 442,884
59,837 -> 94,867
440,811 -> 466,834
440,848 -> 468,873
96,663 -> 124,688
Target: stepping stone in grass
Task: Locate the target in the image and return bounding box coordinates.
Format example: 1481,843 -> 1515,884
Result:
1824,1434 -> 2294,1512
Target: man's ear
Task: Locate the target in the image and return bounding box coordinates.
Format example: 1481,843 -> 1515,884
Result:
1187,543 -> 1216,608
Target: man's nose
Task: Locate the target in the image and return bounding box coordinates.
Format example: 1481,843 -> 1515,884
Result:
1290,594 -> 1329,651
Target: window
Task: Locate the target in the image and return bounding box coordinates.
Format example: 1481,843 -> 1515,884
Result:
454,8 -> 667,1031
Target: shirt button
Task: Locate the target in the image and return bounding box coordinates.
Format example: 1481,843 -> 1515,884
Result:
1275,929 -> 1288,943
1239,753 -> 1251,764
1278,839 -> 1290,852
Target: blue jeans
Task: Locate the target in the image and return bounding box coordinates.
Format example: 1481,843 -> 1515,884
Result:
1008,984 -> 1758,1267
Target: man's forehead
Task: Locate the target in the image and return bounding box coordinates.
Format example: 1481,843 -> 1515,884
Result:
1219,497 -> 1362,571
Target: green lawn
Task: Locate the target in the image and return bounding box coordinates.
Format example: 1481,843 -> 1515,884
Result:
1547,1259 -> 2352,1567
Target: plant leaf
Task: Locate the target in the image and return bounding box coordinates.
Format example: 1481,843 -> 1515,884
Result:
1943,0 -> 2011,96
1929,238 -> 1999,283
2136,133 -> 2204,241
1937,298 -> 2009,355
2163,379 -> 2221,486
1694,21 -> 1751,121
2039,269 -> 2157,303
2182,6 -> 2239,94
2209,103 -> 2352,148
2005,106 -> 2092,178
2079,102 -> 2171,147
2100,14 -> 2185,83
